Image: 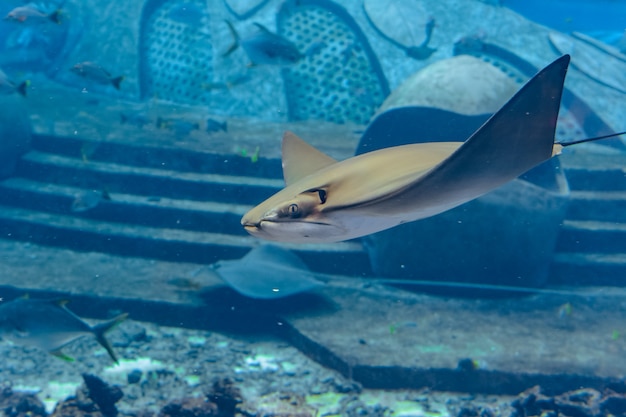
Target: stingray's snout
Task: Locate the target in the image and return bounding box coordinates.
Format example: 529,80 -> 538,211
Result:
241,218 -> 257,227
241,213 -> 261,234
242,207 -> 280,231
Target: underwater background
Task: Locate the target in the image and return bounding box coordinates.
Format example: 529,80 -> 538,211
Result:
1,0 -> 626,416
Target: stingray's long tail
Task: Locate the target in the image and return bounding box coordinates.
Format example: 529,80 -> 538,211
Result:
552,130 -> 626,156
558,131 -> 626,147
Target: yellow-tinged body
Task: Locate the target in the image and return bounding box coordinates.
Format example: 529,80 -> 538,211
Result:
242,55 -> 571,243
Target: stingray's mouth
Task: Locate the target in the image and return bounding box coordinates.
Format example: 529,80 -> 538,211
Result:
243,223 -> 261,233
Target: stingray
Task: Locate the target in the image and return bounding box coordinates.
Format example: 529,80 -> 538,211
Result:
241,55 -> 577,243
211,244 -> 322,299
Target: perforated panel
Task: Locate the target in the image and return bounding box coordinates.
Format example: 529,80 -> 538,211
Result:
140,0 -> 213,104
278,1 -> 388,124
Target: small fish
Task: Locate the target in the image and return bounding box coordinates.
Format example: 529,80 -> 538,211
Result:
4,5 -> 61,24
457,358 -> 480,371
405,17 -> 437,60
120,112 -> 150,128
223,20 -> 303,66
167,2 -> 205,26
0,70 -> 29,96
156,116 -> 200,137
71,189 -> 110,213
206,118 -> 227,134
0,297 -> 127,363
405,45 -> 437,60
70,62 -> 124,90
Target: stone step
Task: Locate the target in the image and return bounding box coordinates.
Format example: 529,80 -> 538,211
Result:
564,167 -> 626,191
4,237 -> 626,395
549,252 -> 626,285
30,133 -> 283,178
0,177 -> 249,236
560,149 -> 626,191
9,172 -> 626,284
0,204 -> 370,276
16,151 -> 282,205
556,220 -> 626,253
30,134 -> 626,192
566,190 -> 626,222
10,134 -> 626,283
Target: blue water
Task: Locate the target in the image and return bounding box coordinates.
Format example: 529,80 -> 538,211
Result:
1,0 -> 626,415
504,0 -> 626,45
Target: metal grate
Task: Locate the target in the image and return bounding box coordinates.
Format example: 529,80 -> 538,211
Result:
278,0 -> 389,125
140,0 -> 213,104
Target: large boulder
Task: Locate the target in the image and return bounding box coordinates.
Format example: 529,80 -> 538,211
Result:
377,54 -> 520,116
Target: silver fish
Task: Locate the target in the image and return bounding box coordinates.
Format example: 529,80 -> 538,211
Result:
0,70 -> 28,96
223,21 -> 302,66
70,62 -> 124,90
0,297 -> 127,362
4,4 -> 61,24
205,118 -> 227,134
70,189 -> 109,213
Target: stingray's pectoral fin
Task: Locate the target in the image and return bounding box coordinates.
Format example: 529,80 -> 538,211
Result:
281,131 -> 338,185
402,55 -> 570,210
214,245 -> 323,299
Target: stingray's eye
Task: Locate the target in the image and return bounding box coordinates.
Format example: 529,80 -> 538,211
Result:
288,203 -> 299,216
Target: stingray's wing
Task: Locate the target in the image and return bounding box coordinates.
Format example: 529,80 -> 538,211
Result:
378,54 -> 569,216
215,245 -> 321,299
241,244 -> 310,270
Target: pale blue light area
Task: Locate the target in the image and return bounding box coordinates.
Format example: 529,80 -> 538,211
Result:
504,0 -> 626,39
